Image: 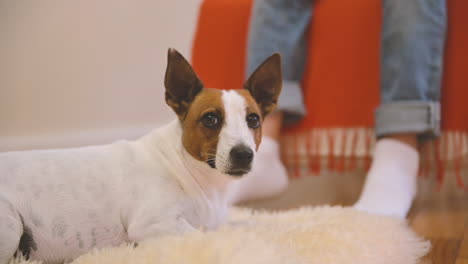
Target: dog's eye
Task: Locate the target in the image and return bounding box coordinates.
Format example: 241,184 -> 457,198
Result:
246,113 -> 260,128
201,112 -> 220,128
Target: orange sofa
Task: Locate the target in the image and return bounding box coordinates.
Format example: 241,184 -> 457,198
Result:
191,0 -> 468,188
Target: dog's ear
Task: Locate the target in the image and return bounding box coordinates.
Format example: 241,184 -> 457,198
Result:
244,53 -> 282,117
164,48 -> 204,119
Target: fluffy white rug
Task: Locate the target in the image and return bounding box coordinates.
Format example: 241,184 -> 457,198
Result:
10,206 -> 430,264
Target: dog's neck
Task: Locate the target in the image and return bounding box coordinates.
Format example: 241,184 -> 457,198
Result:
141,119 -> 232,202
139,119 -> 231,229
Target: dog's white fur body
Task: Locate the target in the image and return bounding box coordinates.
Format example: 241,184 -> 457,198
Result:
0,49 -> 283,264
0,110 -> 241,263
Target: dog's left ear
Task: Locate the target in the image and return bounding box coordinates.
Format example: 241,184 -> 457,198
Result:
165,48 -> 204,119
244,53 -> 282,117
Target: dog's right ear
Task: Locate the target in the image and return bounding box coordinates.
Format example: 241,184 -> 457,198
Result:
164,48 -> 204,119
244,53 -> 282,117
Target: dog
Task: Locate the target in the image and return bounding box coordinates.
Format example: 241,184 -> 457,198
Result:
0,48 -> 282,264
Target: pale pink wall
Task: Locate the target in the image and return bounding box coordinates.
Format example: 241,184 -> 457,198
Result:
0,0 -> 202,151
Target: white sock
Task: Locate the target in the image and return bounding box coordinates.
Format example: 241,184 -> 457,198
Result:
226,136 -> 289,204
354,139 -> 419,219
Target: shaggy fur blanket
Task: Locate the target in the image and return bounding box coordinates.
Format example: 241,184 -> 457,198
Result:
10,206 -> 430,264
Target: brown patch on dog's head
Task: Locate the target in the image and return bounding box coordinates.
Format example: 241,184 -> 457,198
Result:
164,48 -> 204,120
181,88 -> 224,167
244,53 -> 282,117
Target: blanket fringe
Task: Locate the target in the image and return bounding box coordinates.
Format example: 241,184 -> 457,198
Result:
280,128 -> 468,190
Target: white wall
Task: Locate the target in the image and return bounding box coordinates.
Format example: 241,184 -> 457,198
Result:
0,0 -> 203,151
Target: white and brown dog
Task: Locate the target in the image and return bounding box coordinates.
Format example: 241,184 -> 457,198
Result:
0,49 -> 282,264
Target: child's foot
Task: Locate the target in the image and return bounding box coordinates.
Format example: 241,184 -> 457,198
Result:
354,139 -> 419,219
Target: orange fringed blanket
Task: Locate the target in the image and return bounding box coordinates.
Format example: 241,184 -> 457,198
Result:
192,0 -> 468,189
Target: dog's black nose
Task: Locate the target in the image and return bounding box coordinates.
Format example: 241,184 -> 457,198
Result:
230,145 -> 254,165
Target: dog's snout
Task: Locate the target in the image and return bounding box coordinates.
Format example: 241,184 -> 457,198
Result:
226,145 -> 254,176
230,145 -> 253,165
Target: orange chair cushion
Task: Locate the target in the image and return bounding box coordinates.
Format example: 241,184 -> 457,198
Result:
191,0 -> 468,133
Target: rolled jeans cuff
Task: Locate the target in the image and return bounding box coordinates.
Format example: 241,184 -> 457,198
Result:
277,80 -> 307,125
375,101 -> 440,139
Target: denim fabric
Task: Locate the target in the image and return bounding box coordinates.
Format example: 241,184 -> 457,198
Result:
378,0 -> 446,138
246,0 -> 446,136
375,101 -> 440,139
246,0 -> 312,123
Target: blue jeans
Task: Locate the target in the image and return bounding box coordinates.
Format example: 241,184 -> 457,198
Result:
246,0 -> 447,138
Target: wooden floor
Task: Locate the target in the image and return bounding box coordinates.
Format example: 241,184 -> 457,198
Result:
410,194 -> 468,263
243,168 -> 468,264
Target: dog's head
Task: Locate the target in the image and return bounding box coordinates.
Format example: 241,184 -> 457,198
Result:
164,48 -> 282,177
